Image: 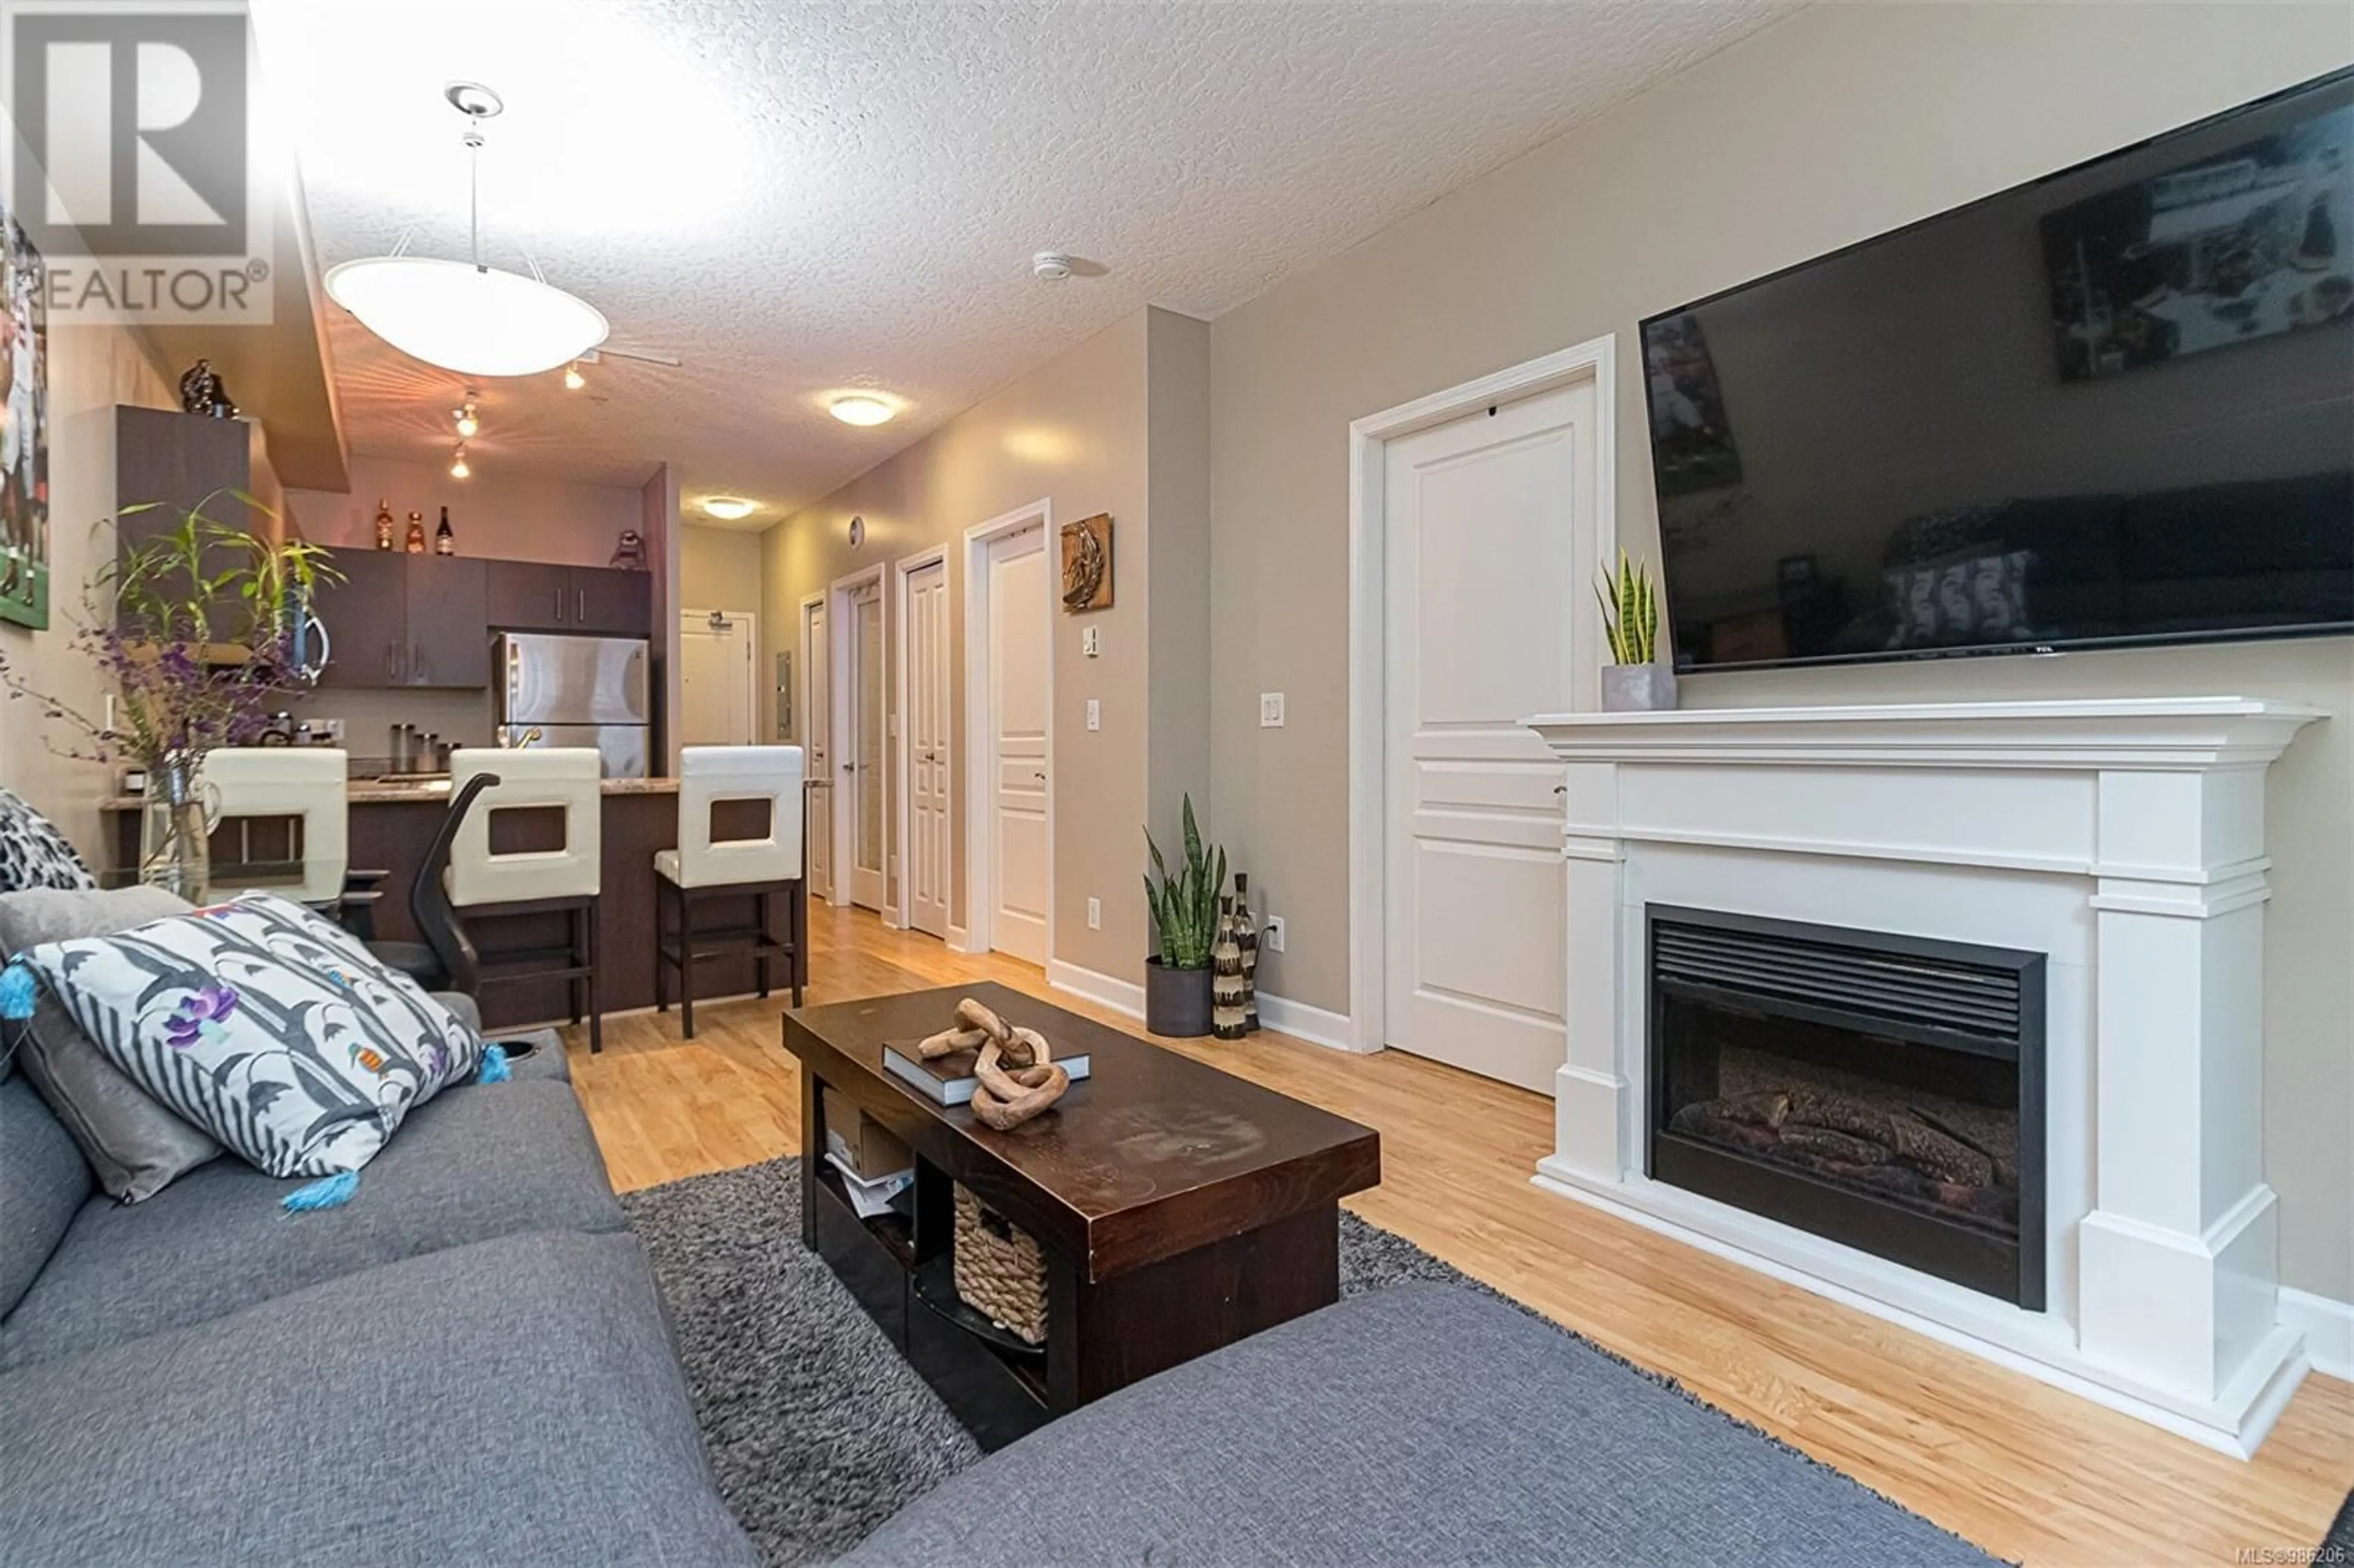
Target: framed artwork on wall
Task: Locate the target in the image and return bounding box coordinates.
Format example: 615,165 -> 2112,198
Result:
1060,512 -> 1112,612
0,205 -> 48,630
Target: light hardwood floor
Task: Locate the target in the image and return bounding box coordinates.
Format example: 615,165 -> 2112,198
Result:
557,902 -> 2352,1568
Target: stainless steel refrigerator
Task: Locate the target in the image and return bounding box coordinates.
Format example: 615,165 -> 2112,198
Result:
493,633 -> 652,778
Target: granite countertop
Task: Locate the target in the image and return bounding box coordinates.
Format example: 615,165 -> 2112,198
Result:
104,776 -> 680,810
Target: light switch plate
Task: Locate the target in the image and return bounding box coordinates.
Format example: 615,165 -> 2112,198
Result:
1083,626 -> 1100,658
1086,897 -> 1102,930
1086,698 -> 1101,731
1260,692 -> 1286,728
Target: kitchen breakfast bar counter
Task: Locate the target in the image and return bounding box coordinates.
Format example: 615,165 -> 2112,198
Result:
101,777 -> 807,1031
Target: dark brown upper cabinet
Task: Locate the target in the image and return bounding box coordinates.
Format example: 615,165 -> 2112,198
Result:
485,560 -> 652,638
313,554 -> 489,690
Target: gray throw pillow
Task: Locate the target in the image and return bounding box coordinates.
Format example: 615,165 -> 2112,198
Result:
0,886 -> 223,1201
20,893 -> 484,1179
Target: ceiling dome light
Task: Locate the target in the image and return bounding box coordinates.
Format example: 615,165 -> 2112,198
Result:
327,257 -> 608,378
453,398 -> 480,438
449,444 -> 471,479
830,395 -> 894,427
700,497 -> 756,522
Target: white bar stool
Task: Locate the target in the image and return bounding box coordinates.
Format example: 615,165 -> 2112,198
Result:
199,748 -> 349,905
655,745 -> 805,1037
448,747 -> 605,1052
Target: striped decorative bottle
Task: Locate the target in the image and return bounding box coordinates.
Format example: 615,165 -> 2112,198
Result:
1211,897 -> 1249,1041
1233,873 -> 1260,1033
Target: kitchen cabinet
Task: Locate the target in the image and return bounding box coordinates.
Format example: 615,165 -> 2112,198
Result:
313,554 -> 489,689
485,560 -> 652,637
484,560 -> 573,631
402,557 -> 490,687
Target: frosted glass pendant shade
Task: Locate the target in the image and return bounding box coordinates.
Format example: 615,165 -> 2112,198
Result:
324,256 -> 609,378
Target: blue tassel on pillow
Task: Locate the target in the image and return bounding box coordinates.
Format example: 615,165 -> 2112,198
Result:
0,961 -> 37,1021
477,1042 -> 511,1084
282,1170 -> 359,1213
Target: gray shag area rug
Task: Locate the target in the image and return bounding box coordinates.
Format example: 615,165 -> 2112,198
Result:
624,1156 -> 1994,1567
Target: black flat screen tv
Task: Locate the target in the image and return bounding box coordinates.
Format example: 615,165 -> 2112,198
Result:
1640,69 -> 2354,672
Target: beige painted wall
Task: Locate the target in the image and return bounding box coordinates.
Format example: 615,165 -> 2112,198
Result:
287,453 -> 646,565
761,308 -> 1213,983
0,324 -> 181,856
1206,2 -> 2354,1300
680,525 -> 764,614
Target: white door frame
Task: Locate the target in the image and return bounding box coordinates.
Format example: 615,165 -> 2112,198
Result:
800,592 -> 829,899
1346,334 -> 1617,1055
829,562 -> 887,912
892,543 -> 950,935
962,498 -> 1055,963
679,606 -> 759,745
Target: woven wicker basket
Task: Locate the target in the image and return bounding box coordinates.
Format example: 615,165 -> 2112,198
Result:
953,1185 -> 1047,1345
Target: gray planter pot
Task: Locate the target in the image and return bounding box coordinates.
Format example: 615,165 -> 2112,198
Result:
1144,958 -> 1214,1038
1601,663 -> 1679,713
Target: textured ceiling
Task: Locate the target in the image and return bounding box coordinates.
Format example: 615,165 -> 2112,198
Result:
251,0 -> 1794,527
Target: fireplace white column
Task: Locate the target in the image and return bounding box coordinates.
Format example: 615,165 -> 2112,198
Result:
1523,698 -> 2323,1456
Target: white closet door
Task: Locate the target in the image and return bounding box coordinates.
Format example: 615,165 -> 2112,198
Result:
850,581 -> 887,911
804,599 -> 832,902
906,560 -> 951,938
1382,381 -> 1594,1093
986,528 -> 1049,965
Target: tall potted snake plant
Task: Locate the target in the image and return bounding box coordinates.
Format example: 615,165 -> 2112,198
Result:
1142,794 -> 1225,1038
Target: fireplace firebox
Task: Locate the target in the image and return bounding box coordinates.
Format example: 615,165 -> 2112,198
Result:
1646,907 -> 2044,1309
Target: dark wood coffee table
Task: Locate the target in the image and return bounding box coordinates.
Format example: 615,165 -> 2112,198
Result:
782,982 -> 1381,1448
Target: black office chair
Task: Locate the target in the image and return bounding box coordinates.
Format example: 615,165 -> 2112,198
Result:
360,773 -> 498,995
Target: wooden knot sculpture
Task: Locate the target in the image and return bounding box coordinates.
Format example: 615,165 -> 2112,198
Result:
916,997 -> 1071,1131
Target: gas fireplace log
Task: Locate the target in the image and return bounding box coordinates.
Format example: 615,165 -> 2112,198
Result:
1780,1090 -> 1995,1187
1778,1125 -> 1890,1166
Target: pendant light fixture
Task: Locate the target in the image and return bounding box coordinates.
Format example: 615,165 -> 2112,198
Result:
325,84 -> 608,378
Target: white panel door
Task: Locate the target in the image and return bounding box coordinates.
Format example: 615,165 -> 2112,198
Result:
804,599 -> 833,902
849,581 -> 888,911
906,560 -> 951,938
986,528 -> 1049,965
1383,382 -> 1594,1093
678,611 -> 754,746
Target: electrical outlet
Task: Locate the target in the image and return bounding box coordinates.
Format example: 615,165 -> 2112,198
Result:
1086,896 -> 1102,930
1260,692 -> 1286,728
1086,698 -> 1100,731
1262,916 -> 1286,953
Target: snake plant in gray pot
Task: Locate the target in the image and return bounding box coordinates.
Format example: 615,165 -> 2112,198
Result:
1142,794 -> 1226,1038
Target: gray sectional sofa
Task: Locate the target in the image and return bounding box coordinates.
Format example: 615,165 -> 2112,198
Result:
0,1019 -> 757,1567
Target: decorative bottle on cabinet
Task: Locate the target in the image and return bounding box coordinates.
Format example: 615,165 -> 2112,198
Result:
373,498 -> 395,551
1212,897 -> 1248,1041
435,506 -> 455,555
403,510 -> 427,554
1233,873 -> 1260,1033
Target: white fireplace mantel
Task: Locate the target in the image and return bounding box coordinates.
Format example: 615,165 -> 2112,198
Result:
1522,695 -> 2326,1456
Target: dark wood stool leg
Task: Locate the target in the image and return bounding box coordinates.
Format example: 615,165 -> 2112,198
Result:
679,888 -> 697,1040
567,904 -> 585,1026
756,887 -> 773,1000
587,897 -> 603,1054
791,876 -> 806,1007
654,878 -> 671,1014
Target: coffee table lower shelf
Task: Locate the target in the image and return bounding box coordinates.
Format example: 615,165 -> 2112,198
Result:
809,1162 -> 1051,1450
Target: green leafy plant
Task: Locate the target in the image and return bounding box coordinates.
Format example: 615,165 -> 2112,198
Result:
1596,549 -> 1661,666
1143,793 -> 1226,970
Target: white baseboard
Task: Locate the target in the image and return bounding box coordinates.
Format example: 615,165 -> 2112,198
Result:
2280,1287 -> 2354,1383
946,924 -> 972,954
1255,992 -> 1358,1052
1046,959 -> 1145,1021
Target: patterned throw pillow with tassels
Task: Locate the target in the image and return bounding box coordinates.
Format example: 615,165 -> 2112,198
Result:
5,892 -> 501,1209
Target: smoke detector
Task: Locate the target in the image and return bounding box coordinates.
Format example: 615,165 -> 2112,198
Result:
1032,251 -> 1073,281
